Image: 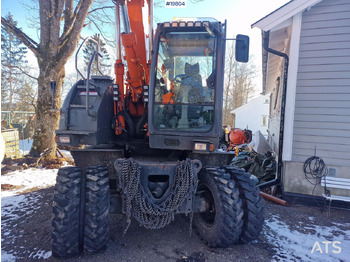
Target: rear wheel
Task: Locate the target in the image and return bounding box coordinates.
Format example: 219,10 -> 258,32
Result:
52,167 -> 82,258
194,168 -> 243,247
228,168 -> 265,243
84,166 -> 110,254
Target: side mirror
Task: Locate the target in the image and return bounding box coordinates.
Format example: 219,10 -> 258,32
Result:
235,34 -> 249,63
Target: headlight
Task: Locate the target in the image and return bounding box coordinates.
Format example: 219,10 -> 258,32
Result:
194,143 -> 207,151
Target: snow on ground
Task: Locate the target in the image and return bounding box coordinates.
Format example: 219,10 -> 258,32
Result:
1,252 -> 16,262
1,168 -> 58,198
263,214 -> 350,262
1,168 -> 58,261
28,249 -> 52,260
1,191 -> 52,261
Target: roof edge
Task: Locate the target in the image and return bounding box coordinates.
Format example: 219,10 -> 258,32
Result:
251,0 -> 323,31
230,94 -> 269,114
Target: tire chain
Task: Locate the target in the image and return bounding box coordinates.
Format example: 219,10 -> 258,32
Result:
118,158 -> 198,231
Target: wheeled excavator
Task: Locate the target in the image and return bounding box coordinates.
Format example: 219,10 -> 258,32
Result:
51,0 -> 264,257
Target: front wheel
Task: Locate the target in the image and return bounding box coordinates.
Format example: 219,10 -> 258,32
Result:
194,168 -> 243,247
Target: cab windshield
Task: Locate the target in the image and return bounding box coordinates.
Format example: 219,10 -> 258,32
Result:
153,31 -> 217,132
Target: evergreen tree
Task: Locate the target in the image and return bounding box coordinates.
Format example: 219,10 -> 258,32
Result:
83,34 -> 111,76
1,12 -> 28,112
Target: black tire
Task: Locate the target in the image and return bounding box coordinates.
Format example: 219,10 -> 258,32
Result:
52,166 -> 82,258
84,166 -> 110,254
228,167 -> 265,243
194,168 -> 243,247
219,143 -> 228,151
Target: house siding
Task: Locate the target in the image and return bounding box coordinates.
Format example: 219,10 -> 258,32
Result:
292,0 -> 350,167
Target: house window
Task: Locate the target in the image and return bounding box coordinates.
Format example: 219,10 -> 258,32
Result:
262,115 -> 267,126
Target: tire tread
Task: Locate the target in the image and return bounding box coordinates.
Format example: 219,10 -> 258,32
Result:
83,166 -> 110,254
52,167 -> 82,258
228,168 -> 265,243
194,168 -> 244,248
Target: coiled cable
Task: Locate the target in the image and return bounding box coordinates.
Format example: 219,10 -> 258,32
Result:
304,156 -> 329,208
303,156 -> 328,185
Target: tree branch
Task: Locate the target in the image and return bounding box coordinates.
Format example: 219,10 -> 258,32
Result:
85,17 -> 114,46
61,0 -> 84,40
50,0 -> 65,54
56,0 -> 94,70
1,17 -> 39,57
4,65 -> 39,80
63,0 -> 74,36
39,0 -> 51,49
88,6 -> 114,14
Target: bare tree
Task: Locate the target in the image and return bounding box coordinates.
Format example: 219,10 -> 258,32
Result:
1,0 -> 94,158
223,42 -> 258,127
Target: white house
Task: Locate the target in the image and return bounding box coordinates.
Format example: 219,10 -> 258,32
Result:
252,0 -> 350,199
230,94 -> 270,137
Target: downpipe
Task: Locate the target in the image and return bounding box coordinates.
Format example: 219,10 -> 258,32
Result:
259,31 -> 289,192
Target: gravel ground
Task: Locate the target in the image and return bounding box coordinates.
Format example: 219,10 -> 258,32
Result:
2,184 -> 350,262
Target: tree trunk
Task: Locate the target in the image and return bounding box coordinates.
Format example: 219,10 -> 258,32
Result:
30,64 -> 64,159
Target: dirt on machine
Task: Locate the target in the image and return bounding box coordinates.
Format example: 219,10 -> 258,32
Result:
51,0 -> 264,258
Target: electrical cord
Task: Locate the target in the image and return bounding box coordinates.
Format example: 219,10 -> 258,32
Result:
303,156 -> 328,185
303,156 -> 329,210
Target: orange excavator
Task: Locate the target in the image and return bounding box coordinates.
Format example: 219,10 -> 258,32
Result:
52,0 -> 264,258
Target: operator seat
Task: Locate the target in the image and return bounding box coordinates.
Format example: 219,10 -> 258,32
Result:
181,63 -> 204,103
182,63 -> 202,87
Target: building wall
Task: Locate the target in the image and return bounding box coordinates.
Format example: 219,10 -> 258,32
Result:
232,95 -> 270,137
284,0 -> 350,195
283,162 -> 350,197
292,0 -> 350,167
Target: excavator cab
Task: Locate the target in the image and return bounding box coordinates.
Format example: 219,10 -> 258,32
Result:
149,20 -> 229,151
